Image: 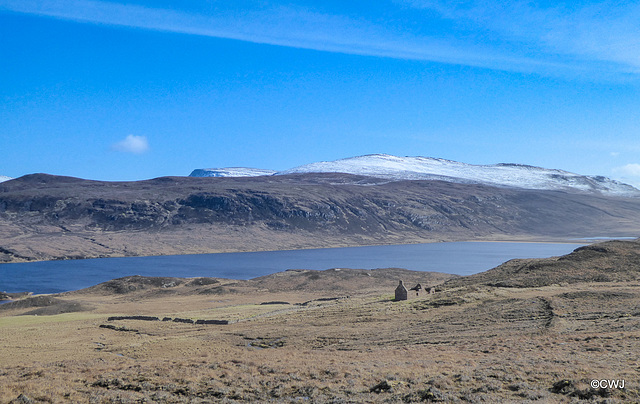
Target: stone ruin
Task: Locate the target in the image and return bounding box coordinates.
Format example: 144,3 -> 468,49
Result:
395,280 -> 434,301
395,280 -> 408,301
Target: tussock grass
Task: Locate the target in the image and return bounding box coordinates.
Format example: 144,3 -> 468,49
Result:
0,312 -> 103,327
2,267 -> 640,402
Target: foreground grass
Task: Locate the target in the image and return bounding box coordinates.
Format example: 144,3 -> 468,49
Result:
1,280 -> 639,403
0,312 -> 103,327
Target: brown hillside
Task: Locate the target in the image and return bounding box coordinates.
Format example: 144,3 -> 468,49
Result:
442,239 -> 640,288
2,173 -> 640,263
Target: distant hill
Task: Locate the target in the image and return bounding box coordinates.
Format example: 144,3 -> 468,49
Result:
1,172 -> 640,263
246,267 -> 456,293
191,154 -> 640,196
62,268 -> 456,298
442,239 -> 640,288
0,175 -> 12,183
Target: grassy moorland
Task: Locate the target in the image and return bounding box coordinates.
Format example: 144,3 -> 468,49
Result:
1,241 -> 640,403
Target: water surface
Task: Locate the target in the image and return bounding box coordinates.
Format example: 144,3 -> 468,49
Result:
0,242 -> 584,294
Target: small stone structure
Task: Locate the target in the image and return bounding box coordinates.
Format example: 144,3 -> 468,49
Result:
395,280 -> 408,301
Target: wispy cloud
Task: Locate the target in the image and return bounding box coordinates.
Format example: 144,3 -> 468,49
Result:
112,135 -> 149,154
403,0 -> 640,75
2,0 -> 639,78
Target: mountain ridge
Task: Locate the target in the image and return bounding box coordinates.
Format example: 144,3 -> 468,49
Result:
190,154 -> 639,196
1,172 -> 640,263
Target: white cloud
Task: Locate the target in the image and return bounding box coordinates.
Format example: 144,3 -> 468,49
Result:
112,135 -> 149,154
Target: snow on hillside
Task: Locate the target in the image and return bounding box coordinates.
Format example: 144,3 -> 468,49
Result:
188,154 -> 639,196
189,167 -> 277,178
0,175 -> 13,183
278,154 -> 640,196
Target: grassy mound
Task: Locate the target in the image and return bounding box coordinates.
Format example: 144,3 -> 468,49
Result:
443,239 -> 640,288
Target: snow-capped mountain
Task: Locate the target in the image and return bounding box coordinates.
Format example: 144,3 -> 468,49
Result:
0,175 -> 13,183
189,154 -> 639,196
277,154 -> 639,196
189,167 -> 277,178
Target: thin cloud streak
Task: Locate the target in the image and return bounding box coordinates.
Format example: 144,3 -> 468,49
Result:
0,0 -> 637,78
403,0 -> 640,74
0,0 -> 542,71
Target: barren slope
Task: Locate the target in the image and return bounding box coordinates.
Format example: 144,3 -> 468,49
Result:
1,173 -> 640,263
443,238 -> 640,288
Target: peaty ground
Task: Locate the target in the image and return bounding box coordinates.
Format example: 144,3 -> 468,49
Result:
1,256 -> 639,403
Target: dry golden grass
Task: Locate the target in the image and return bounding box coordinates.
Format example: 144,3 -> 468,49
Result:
1,270 -> 639,403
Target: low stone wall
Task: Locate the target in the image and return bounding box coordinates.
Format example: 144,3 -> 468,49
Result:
106,315 -> 228,325
107,315 -> 160,321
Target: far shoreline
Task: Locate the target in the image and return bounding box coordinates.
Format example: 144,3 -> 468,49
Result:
0,235 -> 607,266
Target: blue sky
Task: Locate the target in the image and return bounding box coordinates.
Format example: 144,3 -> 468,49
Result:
1,0 -> 640,185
